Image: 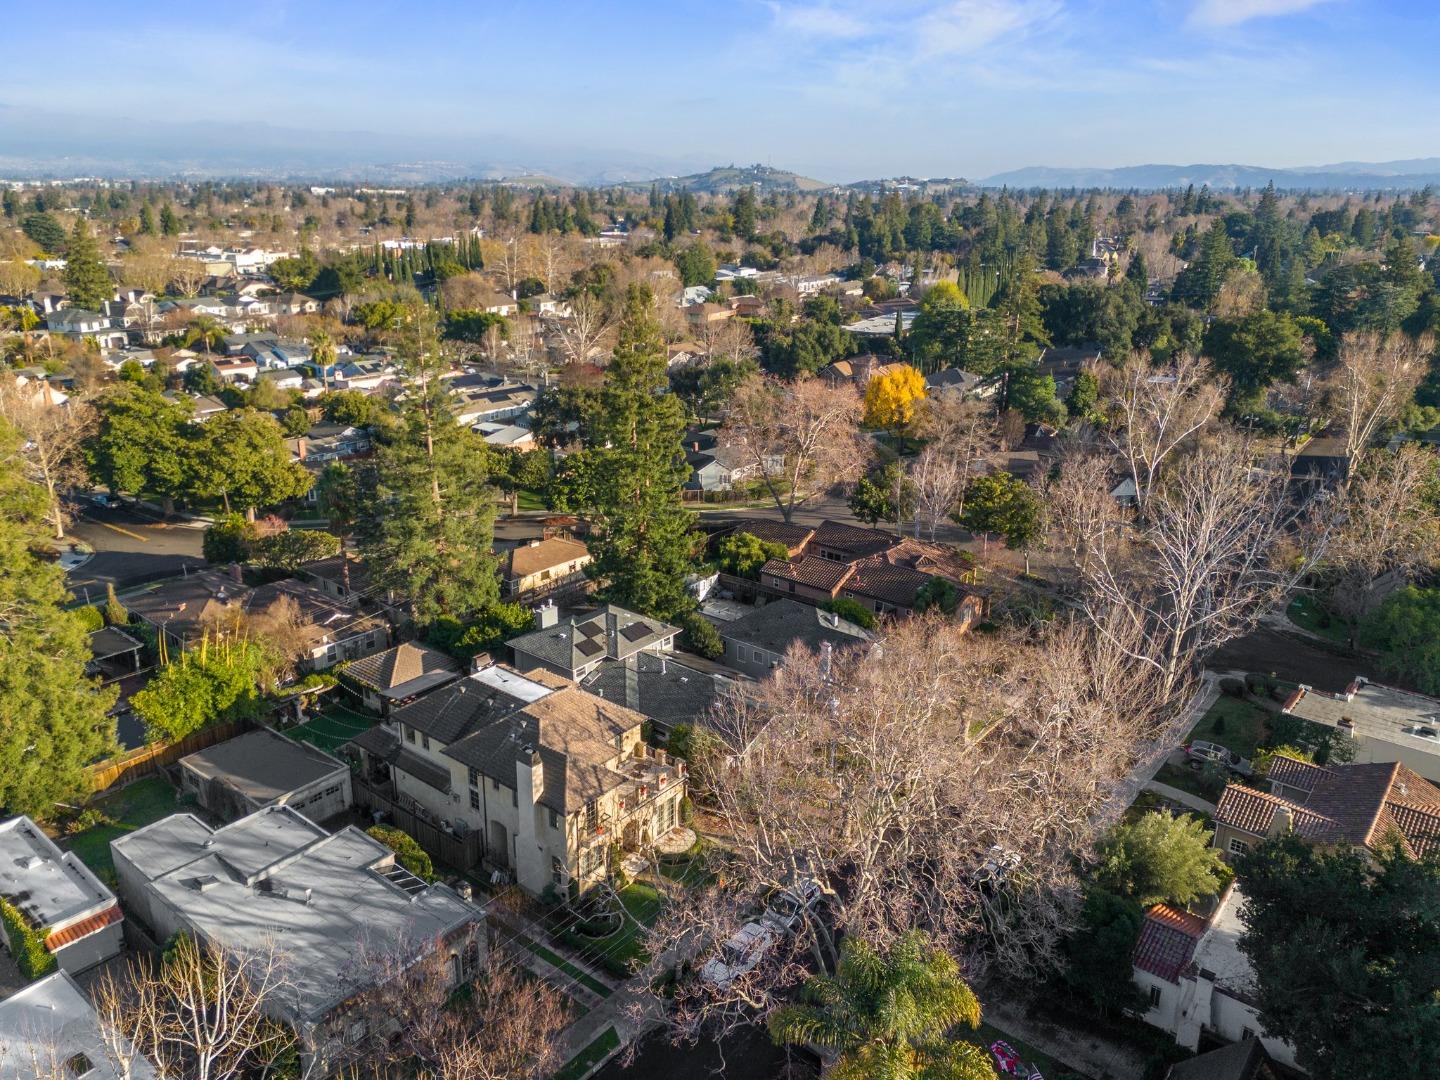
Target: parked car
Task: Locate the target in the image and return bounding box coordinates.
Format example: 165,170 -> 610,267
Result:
762,878 -> 823,935
972,845 -> 1022,891
700,922 -> 775,990
1185,740 -> 1253,776
91,492 -> 117,508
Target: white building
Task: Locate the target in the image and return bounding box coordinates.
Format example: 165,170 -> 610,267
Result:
0,970 -> 156,1080
111,806 -> 484,1069
1132,886 -> 1297,1069
1282,677 -> 1440,783
0,816 -> 124,975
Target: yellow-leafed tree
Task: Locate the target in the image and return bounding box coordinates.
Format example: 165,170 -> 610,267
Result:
863,363 -> 927,439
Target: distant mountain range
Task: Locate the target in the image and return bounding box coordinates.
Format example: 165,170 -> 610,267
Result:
612,164 -> 831,195
980,159 -> 1440,191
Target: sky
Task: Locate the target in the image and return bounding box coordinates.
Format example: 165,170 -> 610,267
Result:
3,0 -> 1439,181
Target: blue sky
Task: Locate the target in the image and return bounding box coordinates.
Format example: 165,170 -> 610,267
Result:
4,0 -> 1438,180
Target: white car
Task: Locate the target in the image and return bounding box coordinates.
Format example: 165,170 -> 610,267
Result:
762,879 -> 823,935
972,845 -> 1021,891
1185,740 -> 1253,776
700,922 -> 775,990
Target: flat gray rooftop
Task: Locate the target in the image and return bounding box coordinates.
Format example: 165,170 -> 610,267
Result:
0,815 -> 116,930
1288,680 -> 1440,748
0,970 -> 156,1079
180,728 -> 346,804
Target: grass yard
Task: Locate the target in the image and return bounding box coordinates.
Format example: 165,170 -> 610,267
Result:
1286,595 -> 1350,644
516,488 -> 549,511
1189,694 -> 1273,759
974,1021 -> 1091,1080
553,1026 -> 620,1080
520,938 -> 614,999
289,703 -> 377,754
64,777 -> 183,881
564,881 -> 666,978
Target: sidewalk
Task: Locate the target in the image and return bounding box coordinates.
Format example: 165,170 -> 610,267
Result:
1143,780 -> 1218,815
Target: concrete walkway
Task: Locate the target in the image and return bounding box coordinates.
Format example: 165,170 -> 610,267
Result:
983,992 -> 1148,1080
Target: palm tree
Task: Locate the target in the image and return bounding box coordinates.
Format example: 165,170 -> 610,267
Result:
185,314 -> 225,356
768,931 -> 992,1080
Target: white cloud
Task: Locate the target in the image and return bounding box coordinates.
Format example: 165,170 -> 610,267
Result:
1190,0 -> 1331,28
767,2 -> 874,39
916,0 -> 1061,58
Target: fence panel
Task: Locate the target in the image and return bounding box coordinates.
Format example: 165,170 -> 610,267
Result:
85,721 -> 250,793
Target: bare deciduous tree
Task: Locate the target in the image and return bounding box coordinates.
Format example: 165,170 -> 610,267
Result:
1326,331 -> 1432,466
1103,352 -> 1225,515
720,374 -> 868,523
0,373 -> 97,539
1320,443 -> 1440,646
914,396 -> 997,530
168,258 -> 210,299
555,291 -> 616,366
1051,433 -> 1329,700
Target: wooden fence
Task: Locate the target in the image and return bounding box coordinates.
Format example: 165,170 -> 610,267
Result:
352,777 -> 484,871
85,720 -> 250,793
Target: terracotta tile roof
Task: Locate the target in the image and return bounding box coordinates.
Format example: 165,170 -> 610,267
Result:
1215,784 -> 1342,842
1265,755 -> 1325,793
44,903 -> 121,952
762,555 -> 855,593
1133,904 -> 1206,982
1382,802 -> 1440,858
844,556 -> 930,609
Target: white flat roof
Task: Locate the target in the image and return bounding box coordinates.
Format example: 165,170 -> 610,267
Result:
470,665 -> 553,704
0,816 -> 116,930
1287,680 -> 1440,750
0,970 -> 155,1079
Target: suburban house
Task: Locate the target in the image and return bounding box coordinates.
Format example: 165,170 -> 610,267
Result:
1280,677 -> 1440,783
683,430 -> 780,493
177,728 -> 352,822
1213,758 -> 1440,861
343,641 -> 462,715
683,302 -> 735,331
0,816 -> 124,975
818,354 -> 901,387
0,970 -> 156,1080
350,663 -> 688,897
926,367 -> 998,401
508,603 -> 679,682
1164,1039 -> 1284,1080
208,357 -> 259,384
46,309 -> 127,350
126,569 -> 389,669
503,536 -> 593,600
1133,886 -> 1297,1069
452,382 -> 536,427
751,519 -> 986,620
111,806 -> 484,1070
579,652 -> 732,739
715,597 -> 874,678
1289,435 -> 1351,488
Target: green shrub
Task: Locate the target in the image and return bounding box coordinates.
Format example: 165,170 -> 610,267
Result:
366,825 -> 435,882
202,513 -> 257,564
0,898 -> 57,981
678,611 -> 723,659
912,577 -> 959,615
1219,677 -> 1245,698
75,605 -> 105,633
819,596 -> 877,630
104,582 -> 129,627
714,532 -> 789,579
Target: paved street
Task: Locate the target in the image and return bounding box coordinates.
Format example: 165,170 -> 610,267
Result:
65,502 -> 206,598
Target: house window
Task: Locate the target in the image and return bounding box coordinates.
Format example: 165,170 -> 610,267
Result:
549,808 -> 561,830
552,856 -> 566,887
468,767 -> 480,788
470,789 -> 480,811
324,785 -> 341,796
405,726 -> 416,744
1242,1027 -> 1257,1041
1147,985 -> 1162,1008
1228,838 -> 1250,856
421,734 -> 430,751
65,1054 -> 94,1078
491,777 -> 500,791
584,799 -> 598,832
511,786 -> 518,808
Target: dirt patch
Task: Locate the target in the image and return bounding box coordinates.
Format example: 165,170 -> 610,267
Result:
1210,627 -> 1367,694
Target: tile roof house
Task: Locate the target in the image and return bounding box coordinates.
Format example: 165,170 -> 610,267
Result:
111,806 -> 484,1073
580,651 -> 734,737
747,519 -> 987,621
1213,760 -> 1440,861
343,641 -> 462,714
507,603 -> 679,682
0,816 -> 125,975
1280,676 -> 1440,783
178,728 -> 352,822
1133,886 -> 1299,1069
0,970 -> 157,1080
351,664 -> 688,898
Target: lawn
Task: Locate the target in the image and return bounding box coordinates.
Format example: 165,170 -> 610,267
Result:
553,1026 -> 620,1080
1286,595 -> 1350,644
564,881 -> 666,978
289,703 -> 377,754
1188,694 -> 1273,759
520,938 -> 614,999
974,1021 -> 1091,1080
64,777 -> 183,881
516,488 -> 549,511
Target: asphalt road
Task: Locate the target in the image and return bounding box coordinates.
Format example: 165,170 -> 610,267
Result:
65,502 -> 206,597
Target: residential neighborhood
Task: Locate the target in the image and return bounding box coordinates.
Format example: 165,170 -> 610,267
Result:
2,8 -> 1440,1077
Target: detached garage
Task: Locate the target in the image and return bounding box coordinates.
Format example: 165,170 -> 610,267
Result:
179,728 -> 352,823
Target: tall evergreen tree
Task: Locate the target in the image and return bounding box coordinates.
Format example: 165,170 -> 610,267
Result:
358,310 -> 500,625
583,286 -> 698,620
62,220 -> 112,311
0,420 -> 116,818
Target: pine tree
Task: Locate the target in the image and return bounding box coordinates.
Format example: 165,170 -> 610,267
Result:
357,310 -> 500,625
159,203 -> 180,236
0,420 -> 117,817
138,203 -> 156,235
583,286 -> 698,620
62,220 -> 112,311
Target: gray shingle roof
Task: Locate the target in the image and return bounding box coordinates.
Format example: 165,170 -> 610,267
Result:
345,642 -> 459,698
508,604 -> 678,674
581,653 -> 724,725
720,598 -> 874,656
